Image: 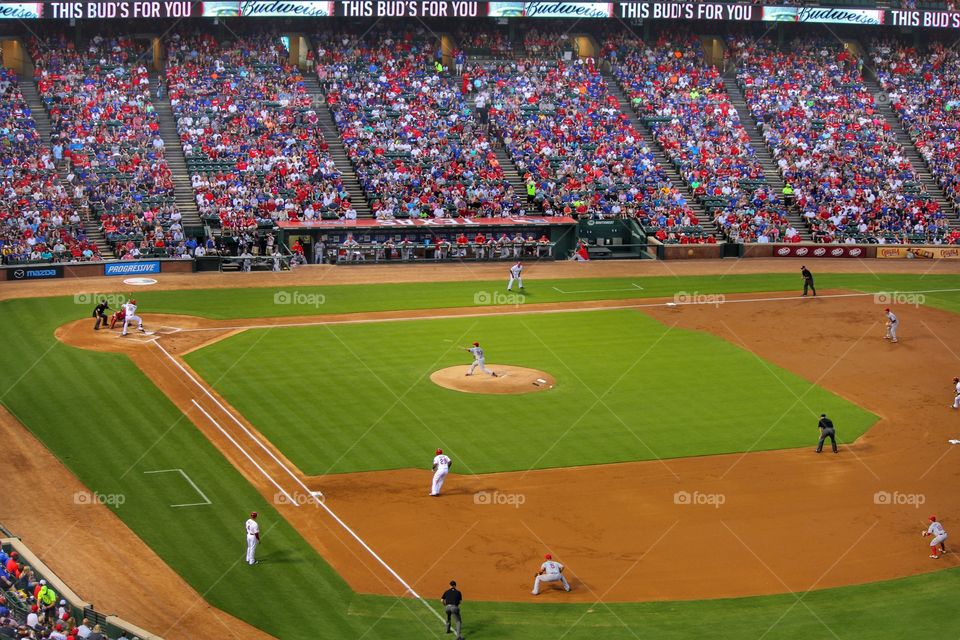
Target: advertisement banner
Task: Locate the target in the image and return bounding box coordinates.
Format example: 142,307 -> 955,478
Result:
619,2 -> 756,21
104,261 -> 161,276
279,216 -> 578,229
204,1 -> 335,16
338,0 -> 482,16
6,265 -> 64,280
0,2 -> 41,18
773,245 -> 866,258
490,1 -> 612,18
44,1 -> 201,19
876,246 -> 960,259
763,6 -> 884,24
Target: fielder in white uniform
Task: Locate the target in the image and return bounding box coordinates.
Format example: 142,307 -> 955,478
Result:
245,511 -> 260,565
532,554 -> 570,595
507,261 -> 523,291
464,342 -> 497,377
121,299 -> 144,336
923,515 -> 948,558
951,377 -> 959,409
430,448 -> 452,496
883,308 -> 898,342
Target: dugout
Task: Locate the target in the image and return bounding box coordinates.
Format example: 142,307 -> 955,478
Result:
576,218 -> 651,259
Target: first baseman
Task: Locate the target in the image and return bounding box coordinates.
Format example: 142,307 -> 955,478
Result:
532,554 -> 571,595
507,261 -> 523,291
464,342 -> 497,377
923,515 -> 948,559
121,299 -> 145,336
883,308 -> 898,343
430,448 -> 452,496
245,511 -> 260,565
951,377 -> 959,410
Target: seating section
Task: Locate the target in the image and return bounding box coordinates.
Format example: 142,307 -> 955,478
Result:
734,37 -> 949,244
482,56 -> 708,240
606,32 -> 792,243
0,49 -> 101,263
165,32 -> 346,234
30,34 -> 186,259
317,30 -> 522,219
873,39 -> 960,245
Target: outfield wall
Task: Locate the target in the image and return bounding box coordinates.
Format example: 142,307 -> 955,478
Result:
1,259 -> 194,282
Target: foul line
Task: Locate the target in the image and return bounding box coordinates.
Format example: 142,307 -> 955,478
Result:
171,287 -> 960,334
151,342 -> 438,620
143,468 -> 212,508
552,282 -> 645,294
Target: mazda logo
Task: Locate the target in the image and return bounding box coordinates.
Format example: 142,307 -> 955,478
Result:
13,269 -> 24,279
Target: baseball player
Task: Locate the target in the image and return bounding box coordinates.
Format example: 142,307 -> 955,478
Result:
430,448 -> 452,496
532,554 -> 571,595
951,377 -> 959,409
245,511 -> 260,565
507,261 -> 523,291
884,308 -> 899,343
923,515 -> 948,559
120,299 -> 145,336
464,341 -> 497,377
109,306 -> 126,329
92,299 -> 110,330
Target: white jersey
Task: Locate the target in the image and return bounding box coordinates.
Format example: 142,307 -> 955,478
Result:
928,521 -> 946,537
469,346 -> 484,360
540,560 -> 563,576
245,518 -> 259,536
510,263 -> 522,277
433,454 -> 451,471
886,311 -> 898,325
124,302 -> 137,317
955,381 -> 960,395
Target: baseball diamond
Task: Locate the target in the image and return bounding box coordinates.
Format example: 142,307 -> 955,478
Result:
4,12 -> 960,640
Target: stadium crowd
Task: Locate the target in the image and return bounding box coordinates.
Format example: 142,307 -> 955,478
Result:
873,39 -> 960,244
606,31 -> 792,243
29,34 -> 188,259
733,37 -> 951,244
165,32 -> 346,235
0,50 -> 101,264
317,29 -> 523,219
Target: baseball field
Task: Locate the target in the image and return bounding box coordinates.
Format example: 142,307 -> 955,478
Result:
3,259 -> 960,639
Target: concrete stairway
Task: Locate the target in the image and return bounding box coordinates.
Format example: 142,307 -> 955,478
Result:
302,74 -> 371,217
602,71 -> 719,240
494,146 -> 537,214
861,75 -> 960,231
149,72 -> 203,233
20,63 -> 115,258
723,74 -> 813,241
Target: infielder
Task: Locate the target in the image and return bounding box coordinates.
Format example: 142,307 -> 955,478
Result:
952,377 -> 959,410
507,261 -> 523,291
884,307 -> 898,343
464,342 -> 497,377
923,515 -> 948,559
532,554 -> 570,595
245,511 -> 260,565
430,448 -> 452,496
120,299 -> 145,336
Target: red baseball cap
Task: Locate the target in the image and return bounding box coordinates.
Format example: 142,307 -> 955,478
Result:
545,554 -> 552,560
250,512 -> 258,518
884,308 -> 890,312
473,342 -> 479,346
436,448 -> 443,455
930,515 -> 937,521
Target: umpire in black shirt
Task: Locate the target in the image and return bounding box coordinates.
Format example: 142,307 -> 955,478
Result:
92,299 -> 110,330
816,414 -> 837,453
441,580 -> 463,639
801,266 -> 817,297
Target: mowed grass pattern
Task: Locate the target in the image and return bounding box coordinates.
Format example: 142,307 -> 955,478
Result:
185,309 -> 877,475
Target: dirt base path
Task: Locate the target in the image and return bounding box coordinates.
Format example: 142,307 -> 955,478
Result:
49,290 -> 960,604
0,405 -> 274,640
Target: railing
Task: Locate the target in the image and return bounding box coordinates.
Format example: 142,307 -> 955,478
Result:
327,242 -> 556,264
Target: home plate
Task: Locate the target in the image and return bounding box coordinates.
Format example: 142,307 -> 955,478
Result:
949,440 -> 960,445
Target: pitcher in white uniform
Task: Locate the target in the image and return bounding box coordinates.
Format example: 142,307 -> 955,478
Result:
120,299 -> 144,336
507,261 -> 523,291
464,342 -> 497,377
923,515 -> 948,559
430,448 -> 452,496
245,511 -> 260,565
532,554 -> 570,595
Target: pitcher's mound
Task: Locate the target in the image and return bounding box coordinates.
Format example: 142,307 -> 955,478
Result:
430,365 -> 556,395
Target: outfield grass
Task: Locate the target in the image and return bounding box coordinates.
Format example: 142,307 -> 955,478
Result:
0,274 -> 958,638
185,309 -> 877,475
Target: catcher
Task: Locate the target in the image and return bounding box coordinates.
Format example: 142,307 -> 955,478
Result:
532,554 -> 570,595
923,515 -> 948,559
109,306 -> 126,330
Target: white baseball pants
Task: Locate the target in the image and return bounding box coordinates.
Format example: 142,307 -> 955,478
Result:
507,275 -> 523,290
431,468 -> 448,496
122,314 -> 142,335
246,534 -> 258,564
532,573 -> 570,594
468,359 -> 494,376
